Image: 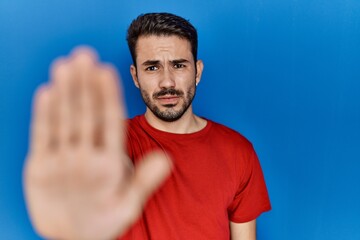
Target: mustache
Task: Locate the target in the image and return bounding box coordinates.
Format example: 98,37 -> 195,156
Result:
153,88 -> 184,98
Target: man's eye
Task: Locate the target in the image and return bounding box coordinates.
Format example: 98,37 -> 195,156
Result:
174,64 -> 185,69
146,66 -> 158,71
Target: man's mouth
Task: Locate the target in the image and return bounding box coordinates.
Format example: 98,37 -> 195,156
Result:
153,89 -> 183,105
156,95 -> 180,105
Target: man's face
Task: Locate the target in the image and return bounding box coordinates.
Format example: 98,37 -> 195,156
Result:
130,35 -> 203,122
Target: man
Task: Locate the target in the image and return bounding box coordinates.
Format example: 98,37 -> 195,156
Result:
24,13 -> 271,240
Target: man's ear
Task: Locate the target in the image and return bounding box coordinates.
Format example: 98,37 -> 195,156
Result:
195,60 -> 204,86
130,64 -> 140,88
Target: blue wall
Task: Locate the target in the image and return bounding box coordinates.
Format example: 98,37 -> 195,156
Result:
1,0 -> 359,239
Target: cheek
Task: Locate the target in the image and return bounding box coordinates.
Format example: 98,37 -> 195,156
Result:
183,76 -> 197,89
137,75 -> 157,91
139,85 -> 155,98
177,72 -> 196,86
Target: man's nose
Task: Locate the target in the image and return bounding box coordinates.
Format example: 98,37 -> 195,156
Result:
159,67 -> 176,88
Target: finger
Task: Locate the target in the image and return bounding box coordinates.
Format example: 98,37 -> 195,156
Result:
113,151 -> 173,235
98,65 -> 126,153
70,48 -> 98,148
31,85 -> 58,154
132,151 -> 173,203
70,46 -> 99,59
29,85 -> 51,156
51,59 -> 74,150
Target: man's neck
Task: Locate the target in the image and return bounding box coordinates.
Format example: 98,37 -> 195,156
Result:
144,107 -> 207,134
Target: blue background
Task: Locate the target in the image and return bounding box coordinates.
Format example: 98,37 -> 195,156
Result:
1,0 -> 359,239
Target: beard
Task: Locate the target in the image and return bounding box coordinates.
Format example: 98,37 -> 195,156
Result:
140,83 -> 196,122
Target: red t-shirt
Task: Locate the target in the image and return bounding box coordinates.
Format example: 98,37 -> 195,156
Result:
119,115 -> 271,239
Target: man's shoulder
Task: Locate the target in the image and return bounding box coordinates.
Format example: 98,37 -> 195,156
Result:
126,115 -> 144,129
125,115 -> 146,139
207,119 -> 253,149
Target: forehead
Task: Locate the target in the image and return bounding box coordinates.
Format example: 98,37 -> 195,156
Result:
135,35 -> 193,61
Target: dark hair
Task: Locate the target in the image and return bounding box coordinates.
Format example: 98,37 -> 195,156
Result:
127,12 -> 198,66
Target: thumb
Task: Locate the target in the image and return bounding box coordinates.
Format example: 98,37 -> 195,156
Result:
132,150 -> 173,201
110,151 -> 173,237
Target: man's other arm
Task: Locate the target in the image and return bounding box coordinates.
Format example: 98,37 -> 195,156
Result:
230,220 -> 256,240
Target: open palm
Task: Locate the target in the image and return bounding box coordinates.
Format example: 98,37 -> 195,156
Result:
24,47 -> 172,240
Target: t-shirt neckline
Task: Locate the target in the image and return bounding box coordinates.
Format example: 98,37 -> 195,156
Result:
137,115 -> 212,140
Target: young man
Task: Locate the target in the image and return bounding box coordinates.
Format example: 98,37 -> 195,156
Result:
24,13 -> 271,240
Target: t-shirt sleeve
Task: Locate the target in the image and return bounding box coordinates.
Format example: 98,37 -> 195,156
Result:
228,145 -> 271,223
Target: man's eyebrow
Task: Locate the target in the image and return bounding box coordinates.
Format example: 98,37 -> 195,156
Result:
141,59 -> 190,66
171,59 -> 190,64
142,60 -> 160,66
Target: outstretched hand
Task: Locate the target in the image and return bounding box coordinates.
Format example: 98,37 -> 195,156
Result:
23,47 -> 172,240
